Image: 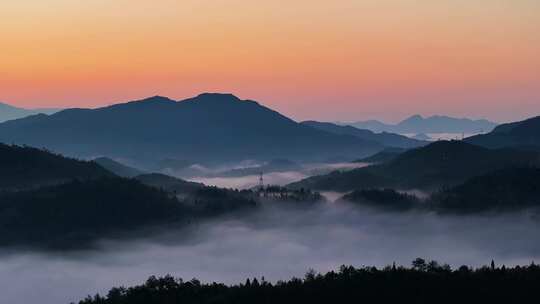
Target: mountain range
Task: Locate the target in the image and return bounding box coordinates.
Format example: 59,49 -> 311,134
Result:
0,102 -> 60,123
0,93 -> 388,166
345,115 -> 498,134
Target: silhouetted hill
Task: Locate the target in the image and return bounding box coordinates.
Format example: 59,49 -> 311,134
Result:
302,121 -> 425,148
288,141 -> 539,192
0,176 -> 258,249
432,167 -> 540,213
0,102 -> 60,123
0,93 -> 382,164
348,115 -> 497,134
466,116 -> 540,150
0,143 -> 113,190
94,157 -> 144,178
0,178 -> 186,248
135,173 -> 204,194
354,147 -> 406,164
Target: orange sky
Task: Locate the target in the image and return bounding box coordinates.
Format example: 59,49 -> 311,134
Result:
1,0 -> 539,122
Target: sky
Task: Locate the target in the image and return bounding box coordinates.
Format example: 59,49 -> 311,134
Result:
0,0 -> 539,123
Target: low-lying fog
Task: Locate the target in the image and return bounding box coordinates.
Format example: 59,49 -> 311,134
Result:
189,162 -> 368,189
2,202 -> 540,304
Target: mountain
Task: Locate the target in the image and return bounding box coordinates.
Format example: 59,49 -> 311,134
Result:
0,143 -> 112,190
412,133 -> 431,141
94,157 -> 144,177
0,177 -> 188,248
0,93 -> 383,165
301,121 -> 426,148
432,167 -> 540,213
135,173 -> 204,194
354,147 -> 406,164
288,141 -> 540,192
347,115 -> 497,134
465,116 -> 540,150
0,102 -> 60,122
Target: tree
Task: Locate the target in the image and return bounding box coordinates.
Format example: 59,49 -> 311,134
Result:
412,258 -> 427,271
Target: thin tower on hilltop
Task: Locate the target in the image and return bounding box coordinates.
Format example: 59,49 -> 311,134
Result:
259,171 -> 264,191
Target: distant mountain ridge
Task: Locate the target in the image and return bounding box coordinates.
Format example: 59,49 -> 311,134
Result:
301,121 -> 426,149
345,114 -> 497,134
0,93 -> 384,165
0,101 -> 60,123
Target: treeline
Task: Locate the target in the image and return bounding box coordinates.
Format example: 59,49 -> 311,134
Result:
259,186 -> 324,203
76,259 -> 540,304
339,167 -> 540,213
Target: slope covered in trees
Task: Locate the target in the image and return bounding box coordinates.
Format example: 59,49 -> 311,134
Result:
135,173 -> 204,195
289,141 -> 539,192
0,176 -> 256,249
0,143 -> 112,190
432,167 -> 540,213
94,157 -> 144,178
466,115 -> 540,150
0,178 -> 184,248
354,147 -> 406,164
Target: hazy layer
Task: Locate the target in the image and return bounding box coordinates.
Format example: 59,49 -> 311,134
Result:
1,203 -> 539,304
189,162 -> 368,189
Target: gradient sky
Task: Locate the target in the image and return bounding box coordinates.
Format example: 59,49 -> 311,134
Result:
1,0 -> 539,123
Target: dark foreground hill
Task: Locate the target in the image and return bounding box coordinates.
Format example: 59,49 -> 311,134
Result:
466,116 -> 540,150
336,167 -> 540,213
134,173 -> 204,195
0,93 -> 383,165
432,167 -> 540,213
354,147 -> 406,164
77,260 -> 540,304
0,178 -> 184,248
94,157 -> 144,178
0,143 -> 112,190
288,141 -> 540,192
301,121 -> 425,148
0,177 -> 257,249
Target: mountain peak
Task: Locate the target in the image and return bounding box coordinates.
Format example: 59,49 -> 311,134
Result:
402,114 -> 424,122
138,96 -> 176,103
192,93 -> 241,103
